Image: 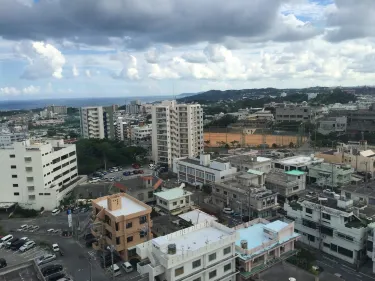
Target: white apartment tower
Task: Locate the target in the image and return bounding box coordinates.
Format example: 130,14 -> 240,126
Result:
0,139 -> 79,211
152,100 -> 204,168
80,106 -> 116,139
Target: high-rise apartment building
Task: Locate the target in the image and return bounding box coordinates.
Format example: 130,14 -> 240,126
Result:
151,100 -> 204,168
47,105 -> 68,115
80,106 -> 116,139
0,139 -> 79,210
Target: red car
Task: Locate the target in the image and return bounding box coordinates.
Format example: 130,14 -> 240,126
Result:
139,170 -> 144,174
132,163 -> 140,169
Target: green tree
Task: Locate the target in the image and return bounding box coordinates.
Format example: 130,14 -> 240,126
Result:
272,143 -> 278,148
289,142 -> 294,148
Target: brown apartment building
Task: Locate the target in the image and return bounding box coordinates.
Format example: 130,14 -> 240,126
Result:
91,192 -> 152,261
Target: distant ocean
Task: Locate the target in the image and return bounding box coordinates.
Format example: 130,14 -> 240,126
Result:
0,96 -> 175,111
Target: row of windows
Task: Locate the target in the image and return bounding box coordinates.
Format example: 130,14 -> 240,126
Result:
175,256 -> 232,277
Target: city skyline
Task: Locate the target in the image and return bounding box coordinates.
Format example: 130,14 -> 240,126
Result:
0,0 -> 375,99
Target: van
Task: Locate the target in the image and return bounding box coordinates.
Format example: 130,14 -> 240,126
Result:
52,209 -> 60,216
107,264 -> 122,276
0,235 -> 14,248
121,262 -> 133,273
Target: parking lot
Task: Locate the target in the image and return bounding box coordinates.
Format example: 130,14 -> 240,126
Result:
86,166 -> 156,184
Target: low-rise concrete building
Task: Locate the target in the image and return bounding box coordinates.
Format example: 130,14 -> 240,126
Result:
318,116 -> 347,135
212,172 -> 278,220
136,220 -> 238,281
174,154 -> 237,186
91,193 -> 152,261
275,102 -> 311,123
154,186 -> 193,215
234,218 -> 299,280
266,170 -> 306,200
284,195 -> 368,265
130,124 -> 152,141
308,162 -> 354,188
272,155 -> 324,173
220,154 -> 272,174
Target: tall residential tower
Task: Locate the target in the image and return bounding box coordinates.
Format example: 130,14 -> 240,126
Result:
151,100 -> 203,168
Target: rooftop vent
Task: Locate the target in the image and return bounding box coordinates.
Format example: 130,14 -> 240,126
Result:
240,240 -> 248,249
168,244 -> 176,255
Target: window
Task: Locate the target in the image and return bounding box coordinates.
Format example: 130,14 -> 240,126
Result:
116,237 -> 120,245
127,236 -> 133,242
192,278 -> 201,281
293,186 -> 299,191
10,154 -> 15,158
322,213 -> 331,220
216,188 -> 220,193
139,216 -> 147,224
192,259 -> 201,268
11,165 -> 16,169
173,202 -> 177,206
137,193 -> 144,201
44,193 -> 50,195
208,253 -> 216,261
126,222 -> 132,229
330,243 -> 338,252
320,225 -> 333,236
338,246 -> 353,258
305,207 -> 312,214
323,242 -> 330,248
14,192 -> 19,196
115,223 -> 119,231
12,175 -> 17,178
223,246 -> 231,255
13,184 -> 18,187
25,157 -> 32,162
26,167 -> 32,172
175,267 -> 184,276
224,263 -> 231,272
180,200 -> 184,204
224,191 -> 228,195
232,194 -> 237,199
209,270 -> 217,279
308,234 -> 315,242
140,231 -> 146,238
148,191 -> 153,198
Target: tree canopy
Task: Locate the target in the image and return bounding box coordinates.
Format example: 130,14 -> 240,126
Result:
76,139 -> 147,174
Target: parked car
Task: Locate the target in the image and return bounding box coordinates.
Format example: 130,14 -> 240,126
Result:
47,272 -> 66,281
80,207 -> 89,213
5,237 -> 20,249
109,177 -> 115,182
84,233 -> 95,241
0,258 -> 7,269
47,229 -> 56,233
41,264 -> 63,277
36,254 -> 57,266
223,208 -> 234,214
85,238 -> 97,248
56,278 -> 73,281
138,170 -> 144,174
0,234 -> 14,248
132,163 -> 140,169
20,237 -> 29,242
121,262 -> 133,273
148,164 -> 155,169
52,244 -> 60,252
10,240 -> 26,251
19,240 -> 36,252
123,171 -> 131,176
52,209 -> 60,216
30,226 -> 40,232
88,178 -> 100,183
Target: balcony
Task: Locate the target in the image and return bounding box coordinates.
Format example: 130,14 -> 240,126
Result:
137,259 -> 165,278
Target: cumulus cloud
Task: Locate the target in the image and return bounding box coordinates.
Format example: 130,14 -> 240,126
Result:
72,65 -> 79,77
144,48 -> 160,64
181,51 -> 207,64
111,52 -> 140,80
0,85 -> 40,96
14,41 -> 66,79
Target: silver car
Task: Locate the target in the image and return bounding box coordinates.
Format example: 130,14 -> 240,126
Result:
36,254 -> 56,265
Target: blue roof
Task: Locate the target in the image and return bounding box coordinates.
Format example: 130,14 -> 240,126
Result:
265,220 -> 288,232
235,221 -> 300,260
285,170 -> 305,176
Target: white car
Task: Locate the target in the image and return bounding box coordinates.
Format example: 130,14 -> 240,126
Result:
89,178 -> 100,183
19,240 -> 36,252
52,209 -> 60,216
17,224 -> 28,231
30,226 -> 39,232
52,243 -> 60,252
36,254 -> 56,265
148,164 -> 155,169
47,229 -> 55,233
20,237 -> 29,242
223,208 -> 234,214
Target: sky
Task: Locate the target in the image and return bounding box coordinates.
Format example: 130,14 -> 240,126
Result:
0,0 -> 375,100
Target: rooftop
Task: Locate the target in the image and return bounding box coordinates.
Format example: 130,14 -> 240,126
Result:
154,187 -> 192,201
0,261 -> 42,281
153,222 -> 233,252
95,194 -> 148,217
342,182 -> 375,197
285,170 -> 305,176
178,158 -> 221,171
178,209 -> 217,225
247,169 -> 264,176
276,155 -> 323,166
265,220 -> 289,232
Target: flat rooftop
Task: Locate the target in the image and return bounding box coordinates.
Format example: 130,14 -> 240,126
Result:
178,210 -> 217,225
153,225 -> 232,252
235,221 -> 299,256
96,195 -> 147,217
179,158 -> 221,171
154,187 -> 192,201
277,156 -> 322,166
342,182 -> 375,197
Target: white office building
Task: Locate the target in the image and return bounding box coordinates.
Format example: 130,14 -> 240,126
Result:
173,154 -> 237,186
152,100 -> 204,168
318,116 -> 347,135
137,220 -> 238,281
284,195 -> 367,265
0,132 -> 29,147
0,139 -> 80,211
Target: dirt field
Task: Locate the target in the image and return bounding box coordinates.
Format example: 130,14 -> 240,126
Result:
204,133 -> 305,147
